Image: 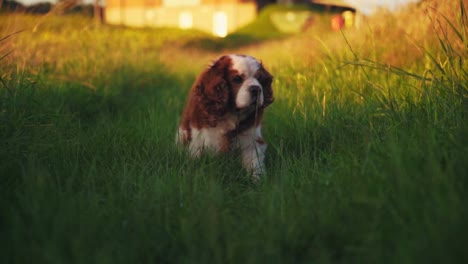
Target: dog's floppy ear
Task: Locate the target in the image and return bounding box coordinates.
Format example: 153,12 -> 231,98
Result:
258,64 -> 274,107
194,56 -> 231,126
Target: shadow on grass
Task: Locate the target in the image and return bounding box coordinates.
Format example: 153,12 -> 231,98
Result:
0,61 -> 188,191
183,32 -> 287,51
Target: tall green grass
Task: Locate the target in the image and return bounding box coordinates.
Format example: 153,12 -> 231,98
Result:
1,2 -> 467,263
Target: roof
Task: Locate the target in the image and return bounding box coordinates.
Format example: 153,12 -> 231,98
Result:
310,0 -> 355,9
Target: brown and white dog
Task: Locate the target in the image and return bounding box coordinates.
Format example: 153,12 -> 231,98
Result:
176,54 -> 274,181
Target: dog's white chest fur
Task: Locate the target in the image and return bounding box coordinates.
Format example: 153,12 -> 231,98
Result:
177,124 -> 266,180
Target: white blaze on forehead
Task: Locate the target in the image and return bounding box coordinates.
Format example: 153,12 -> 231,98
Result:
229,55 -> 264,109
228,54 -> 260,77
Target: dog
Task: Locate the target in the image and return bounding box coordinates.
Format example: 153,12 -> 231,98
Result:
176,54 -> 274,181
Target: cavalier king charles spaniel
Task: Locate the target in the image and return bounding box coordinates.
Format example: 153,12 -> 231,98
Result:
176,54 -> 274,181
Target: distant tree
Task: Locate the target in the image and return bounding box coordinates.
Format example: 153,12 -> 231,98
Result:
1,0 -> 26,12
52,0 -> 80,15
257,0 -> 276,11
27,2 -> 53,14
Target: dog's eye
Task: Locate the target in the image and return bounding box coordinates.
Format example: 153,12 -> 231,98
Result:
232,75 -> 243,84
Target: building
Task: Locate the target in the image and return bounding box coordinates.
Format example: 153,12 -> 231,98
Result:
310,0 -> 361,28
105,0 -> 258,37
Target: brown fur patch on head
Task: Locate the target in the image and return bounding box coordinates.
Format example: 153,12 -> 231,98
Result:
185,55 -> 233,127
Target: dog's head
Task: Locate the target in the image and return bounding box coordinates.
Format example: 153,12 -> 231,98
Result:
195,54 -> 274,118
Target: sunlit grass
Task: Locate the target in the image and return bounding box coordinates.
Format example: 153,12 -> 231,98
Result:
1,1 -> 467,263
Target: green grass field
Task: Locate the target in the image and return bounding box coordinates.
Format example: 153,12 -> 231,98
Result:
1,1 -> 467,263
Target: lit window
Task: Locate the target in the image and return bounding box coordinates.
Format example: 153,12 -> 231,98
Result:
213,11 -> 227,37
146,10 -> 154,20
179,12 -> 193,29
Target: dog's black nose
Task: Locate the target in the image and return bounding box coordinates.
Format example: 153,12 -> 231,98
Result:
249,85 -> 261,95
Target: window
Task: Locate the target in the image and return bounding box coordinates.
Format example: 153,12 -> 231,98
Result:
179,11 -> 193,29
213,11 -> 228,37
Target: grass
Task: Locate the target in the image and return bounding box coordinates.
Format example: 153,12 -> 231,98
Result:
1,1 -> 467,263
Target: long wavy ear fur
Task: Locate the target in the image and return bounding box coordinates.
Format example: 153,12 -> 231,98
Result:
259,64 -> 274,107
194,56 -> 231,127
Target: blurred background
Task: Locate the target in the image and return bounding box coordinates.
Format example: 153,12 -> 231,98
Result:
1,0 -> 420,37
